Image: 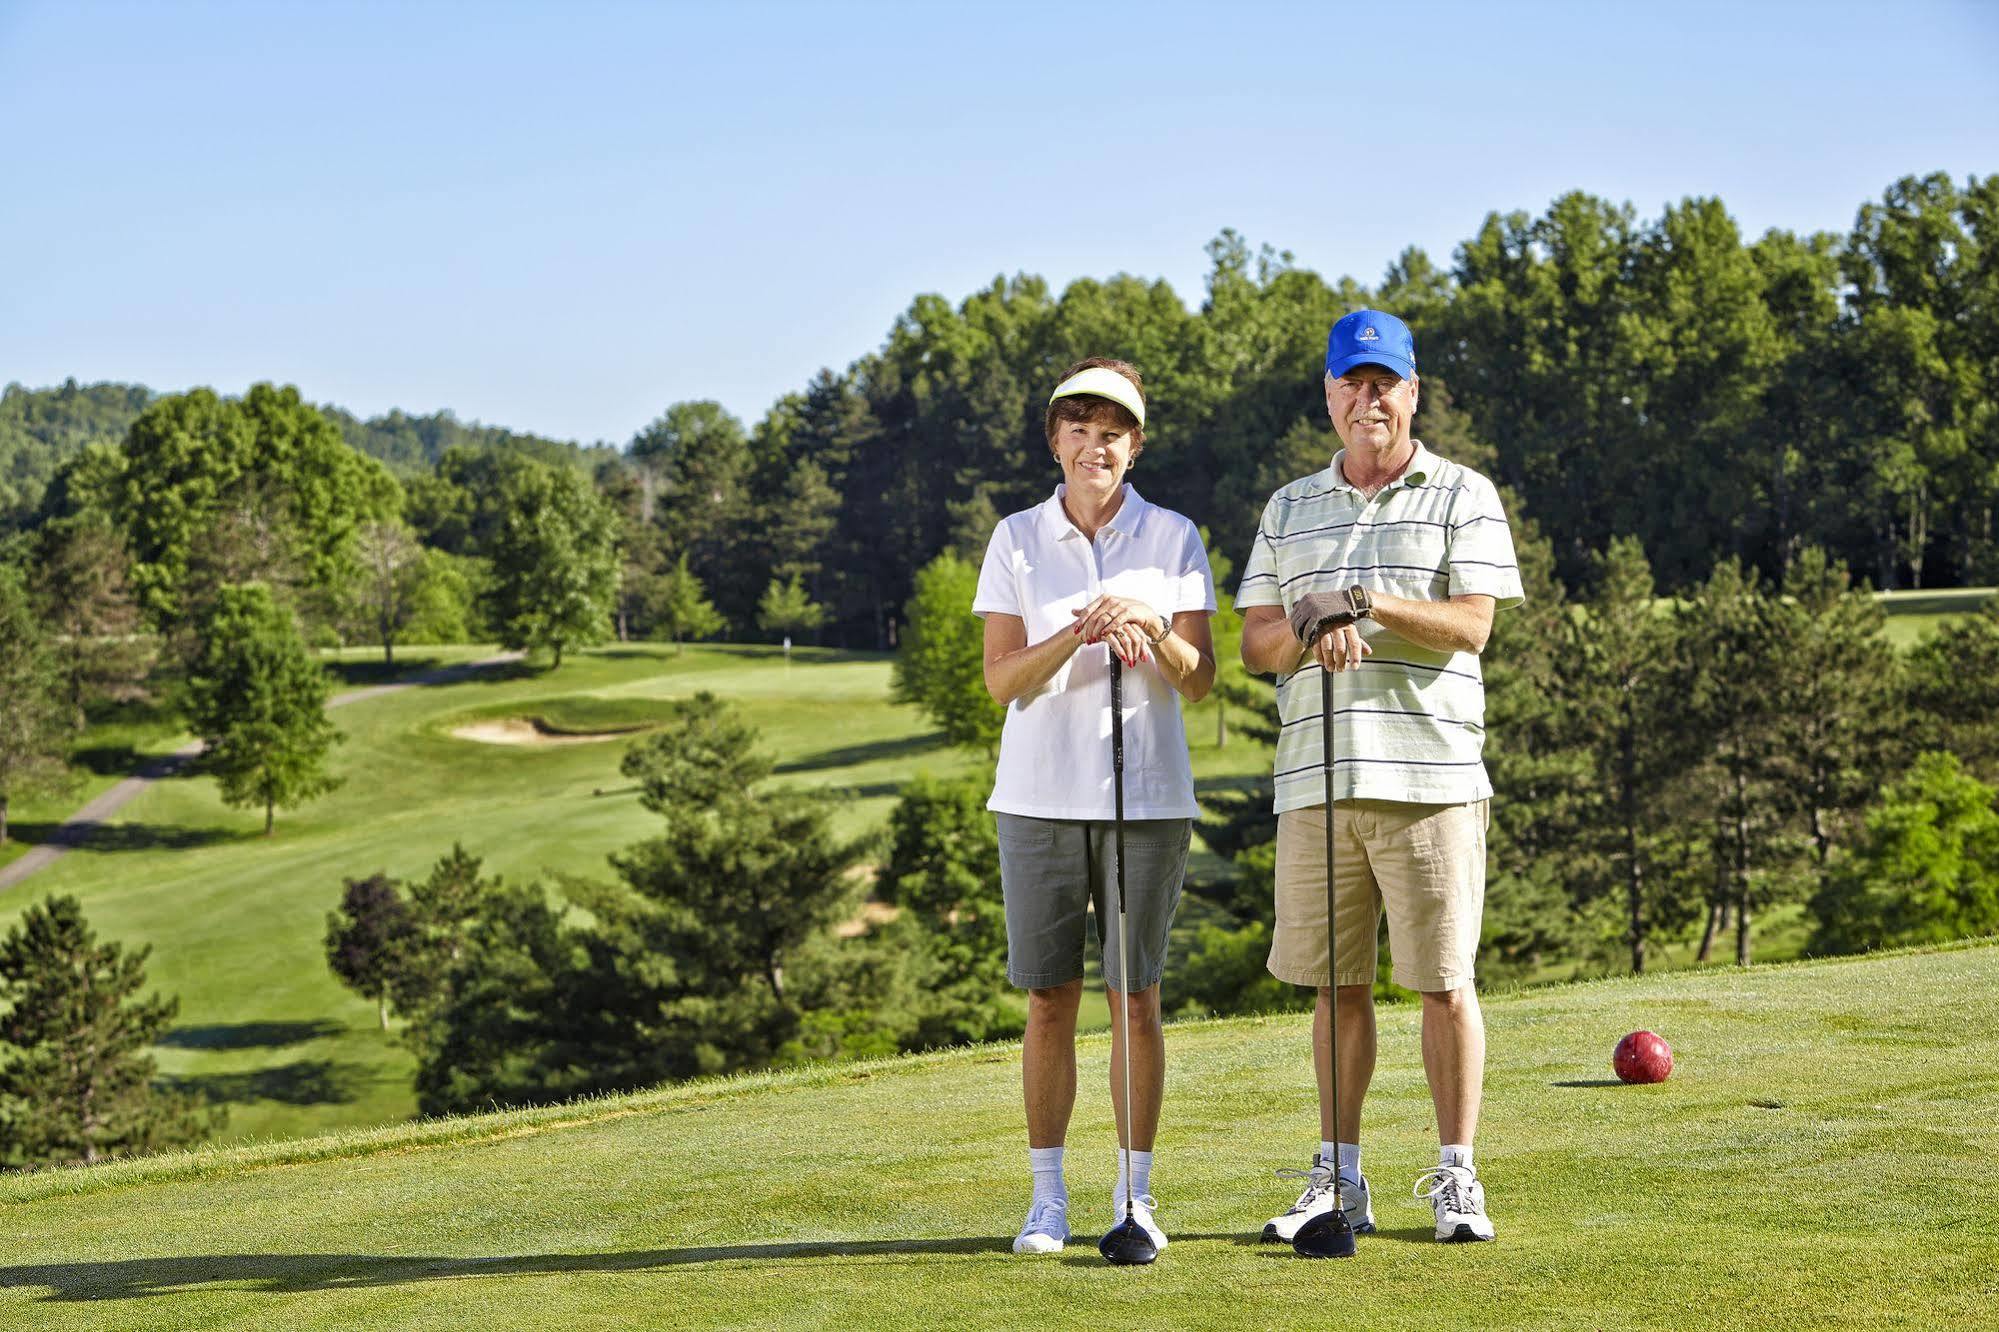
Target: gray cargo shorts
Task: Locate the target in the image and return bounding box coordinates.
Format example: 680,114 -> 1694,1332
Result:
995,813 -> 1191,992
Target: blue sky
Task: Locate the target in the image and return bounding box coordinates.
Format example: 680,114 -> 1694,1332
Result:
3,0 -> 1995,445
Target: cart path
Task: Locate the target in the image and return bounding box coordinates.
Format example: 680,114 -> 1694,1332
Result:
0,652 -> 524,893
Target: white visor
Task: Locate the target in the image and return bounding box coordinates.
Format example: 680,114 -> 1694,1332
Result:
1048,366 -> 1145,428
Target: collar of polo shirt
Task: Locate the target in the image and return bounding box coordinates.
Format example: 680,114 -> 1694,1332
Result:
1044,483 -> 1150,540
1333,440 -> 1432,491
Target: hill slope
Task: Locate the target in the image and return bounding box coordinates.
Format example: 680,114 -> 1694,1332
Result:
0,643 -> 1259,1145
3,943 -> 1994,1330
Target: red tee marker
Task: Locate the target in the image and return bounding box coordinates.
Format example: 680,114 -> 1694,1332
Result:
1614,1030 -> 1673,1084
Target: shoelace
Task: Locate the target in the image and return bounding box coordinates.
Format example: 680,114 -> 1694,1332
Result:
1412,1166 -> 1476,1214
1023,1196 -> 1067,1233
1114,1193 -> 1159,1215
1274,1165 -> 1338,1214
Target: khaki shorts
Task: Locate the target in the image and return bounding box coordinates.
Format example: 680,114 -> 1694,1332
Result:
1267,800 -> 1488,993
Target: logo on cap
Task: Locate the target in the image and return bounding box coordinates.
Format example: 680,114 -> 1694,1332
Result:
1358,326 -> 1379,342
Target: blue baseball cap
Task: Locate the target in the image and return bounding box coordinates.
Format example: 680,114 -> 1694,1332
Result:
1325,309 -> 1417,379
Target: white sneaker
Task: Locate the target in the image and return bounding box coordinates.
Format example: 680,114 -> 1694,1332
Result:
1109,1192 -> 1167,1251
1013,1196 -> 1070,1254
1262,1155 -> 1374,1241
1413,1164 -> 1495,1242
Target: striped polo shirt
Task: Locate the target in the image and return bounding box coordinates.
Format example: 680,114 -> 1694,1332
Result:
1235,441 -> 1524,813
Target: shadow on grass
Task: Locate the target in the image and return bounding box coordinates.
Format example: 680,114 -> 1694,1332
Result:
69,743 -> 150,776
806,782 -> 904,802
158,1021 -> 344,1051
0,1238 -> 1072,1300
322,656 -> 449,688
1551,1079 -> 1627,1088
162,1060 -> 366,1107
3,821 -> 239,854
776,732 -> 951,775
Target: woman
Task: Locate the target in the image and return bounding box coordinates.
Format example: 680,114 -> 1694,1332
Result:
972,357 -> 1217,1256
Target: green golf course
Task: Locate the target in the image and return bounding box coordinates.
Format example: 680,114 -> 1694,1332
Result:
1,939 -> 1992,1329
0,643 -> 1270,1144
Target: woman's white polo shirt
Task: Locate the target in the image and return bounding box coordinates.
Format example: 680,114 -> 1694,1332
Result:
973,484 -> 1216,821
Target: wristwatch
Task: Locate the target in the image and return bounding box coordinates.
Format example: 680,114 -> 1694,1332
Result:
1343,586 -> 1373,622
1147,612 -> 1172,644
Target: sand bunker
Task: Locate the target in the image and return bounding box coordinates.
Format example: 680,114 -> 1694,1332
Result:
450,718 -> 637,747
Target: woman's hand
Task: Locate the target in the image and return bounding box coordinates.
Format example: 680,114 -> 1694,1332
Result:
1071,594 -> 1162,646
1100,619 -> 1152,669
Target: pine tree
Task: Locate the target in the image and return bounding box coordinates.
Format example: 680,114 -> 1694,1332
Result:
652,554 -> 725,653
1557,538 -> 1700,973
0,567 -> 77,845
1677,560 -> 1796,965
185,582 -> 343,835
1763,549 -> 1904,914
0,896 -> 212,1166
756,574 -> 825,650
29,517 -> 155,725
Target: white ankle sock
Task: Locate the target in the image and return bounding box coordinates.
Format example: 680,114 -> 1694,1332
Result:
1115,1148 -> 1153,1200
1029,1146 -> 1067,1202
1336,1142 -> 1362,1179
1441,1143 -> 1474,1171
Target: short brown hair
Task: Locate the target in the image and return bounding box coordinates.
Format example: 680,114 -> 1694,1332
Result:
1045,357 -> 1146,457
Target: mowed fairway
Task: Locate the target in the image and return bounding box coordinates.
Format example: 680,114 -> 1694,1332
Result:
0,643 -> 1266,1144
1,943 -> 1993,1330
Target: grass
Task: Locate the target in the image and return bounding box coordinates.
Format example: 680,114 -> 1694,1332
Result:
0,941 -> 1993,1329
1878,585 -> 1993,648
0,642 -> 1267,1145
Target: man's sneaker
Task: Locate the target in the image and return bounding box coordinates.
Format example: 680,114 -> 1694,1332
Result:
1413,1164 -> 1495,1242
1013,1196 -> 1070,1254
1110,1192 -> 1168,1251
1261,1155 -> 1375,1241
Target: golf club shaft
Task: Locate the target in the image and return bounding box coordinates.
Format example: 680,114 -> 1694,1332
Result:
1110,654 -> 1134,1222
1320,665 -> 1342,1218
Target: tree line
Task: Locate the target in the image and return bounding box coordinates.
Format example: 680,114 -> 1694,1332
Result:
6,172 -> 1992,656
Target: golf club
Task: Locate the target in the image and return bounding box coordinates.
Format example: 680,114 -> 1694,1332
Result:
1293,658 -> 1357,1259
1098,654 -> 1158,1267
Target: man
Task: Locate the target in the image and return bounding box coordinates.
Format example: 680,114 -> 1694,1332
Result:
1235,309 -> 1522,1243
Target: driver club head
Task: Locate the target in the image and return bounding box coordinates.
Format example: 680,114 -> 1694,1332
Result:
1292,1207 -> 1357,1259
1099,1216 -> 1159,1266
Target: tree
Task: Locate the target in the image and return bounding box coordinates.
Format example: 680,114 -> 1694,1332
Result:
0,896 -> 212,1166
111,384 -> 398,629
637,401 -> 757,626
185,582 -> 343,835
29,516 -> 155,725
875,776 -> 1019,1046
1762,549 -> 1904,913
756,573 -> 825,648
349,519 -> 426,664
1556,538 -> 1699,973
618,693 -> 771,808
408,704 -> 859,1113
1676,560 -> 1795,965
1809,752 -> 1999,955
1904,594 -> 1999,781
0,567 -> 75,845
486,462 -> 621,668
651,553 -> 725,652
891,552 -> 1000,753
325,873 -> 416,1029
